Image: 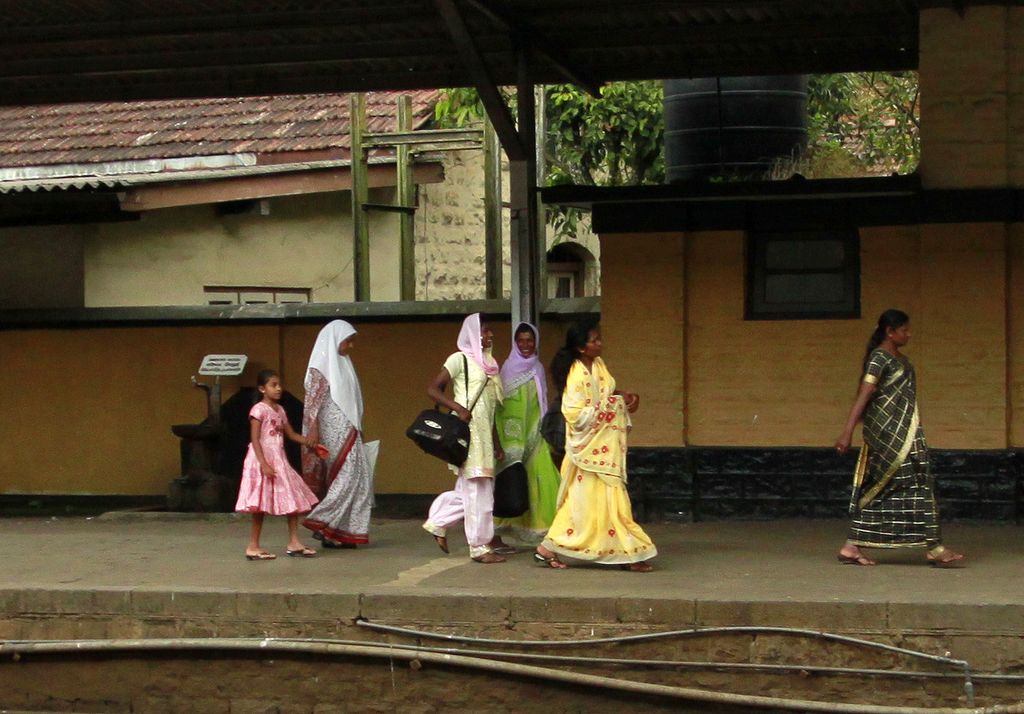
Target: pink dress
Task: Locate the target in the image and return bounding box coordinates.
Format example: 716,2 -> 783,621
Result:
235,402 -> 319,515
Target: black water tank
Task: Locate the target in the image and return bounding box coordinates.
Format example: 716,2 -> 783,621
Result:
664,75 -> 808,182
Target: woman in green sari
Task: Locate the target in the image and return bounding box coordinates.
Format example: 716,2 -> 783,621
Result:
835,309 -> 964,567
494,323 -> 562,544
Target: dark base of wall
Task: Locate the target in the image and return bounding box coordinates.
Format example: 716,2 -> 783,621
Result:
8,448 -> 1021,523
373,494 -> 436,520
0,494 -> 166,517
0,493 -> 438,520
628,447 -> 1024,523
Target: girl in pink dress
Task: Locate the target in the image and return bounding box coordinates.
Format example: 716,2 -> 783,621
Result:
236,369 -> 320,560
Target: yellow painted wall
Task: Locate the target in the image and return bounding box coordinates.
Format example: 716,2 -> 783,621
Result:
599,224 -> 1014,450
1009,224 -> 1024,445
599,233 -> 685,447
0,317 -> 569,496
83,191 -> 402,306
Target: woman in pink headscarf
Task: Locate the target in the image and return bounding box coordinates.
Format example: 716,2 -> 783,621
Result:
422,314 -> 506,563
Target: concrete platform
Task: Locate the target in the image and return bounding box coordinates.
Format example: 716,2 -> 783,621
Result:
1,515 -> 1021,637
2,516 -> 1023,711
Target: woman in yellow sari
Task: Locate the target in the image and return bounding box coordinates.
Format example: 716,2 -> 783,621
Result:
535,320 -> 657,571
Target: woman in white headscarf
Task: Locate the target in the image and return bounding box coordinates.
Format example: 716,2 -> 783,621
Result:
301,320 -> 377,548
422,314 -> 506,563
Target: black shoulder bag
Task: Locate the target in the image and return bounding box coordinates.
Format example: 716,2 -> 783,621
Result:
540,392 -> 566,468
406,355 -> 486,467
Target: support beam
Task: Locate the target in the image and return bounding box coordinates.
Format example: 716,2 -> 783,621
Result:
350,93 -> 370,302
483,116 -> 503,300
396,95 -> 416,301
509,44 -> 542,326
464,0 -> 602,97
433,0 -> 526,161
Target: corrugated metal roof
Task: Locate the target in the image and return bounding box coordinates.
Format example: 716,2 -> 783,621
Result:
0,159 -> 347,194
0,1 -> 922,106
0,156 -> 434,195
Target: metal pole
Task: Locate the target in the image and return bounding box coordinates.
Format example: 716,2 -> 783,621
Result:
510,45 -> 540,326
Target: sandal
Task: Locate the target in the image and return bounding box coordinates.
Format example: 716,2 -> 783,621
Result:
533,551 -> 567,569
285,546 -> 318,558
620,562 -> 653,572
471,552 -> 506,564
245,551 -> 276,561
837,552 -> 876,566
322,540 -> 356,549
432,534 -> 449,554
927,546 -> 965,568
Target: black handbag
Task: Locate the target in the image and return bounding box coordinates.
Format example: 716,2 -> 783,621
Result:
540,394 -> 566,466
406,356 -> 486,466
493,461 -> 529,517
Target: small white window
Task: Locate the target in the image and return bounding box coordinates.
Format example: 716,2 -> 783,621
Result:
204,286 -> 311,305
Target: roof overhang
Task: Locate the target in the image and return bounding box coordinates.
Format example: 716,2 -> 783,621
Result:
0,0 -> 943,106
541,176 -> 1024,232
0,157 -> 446,225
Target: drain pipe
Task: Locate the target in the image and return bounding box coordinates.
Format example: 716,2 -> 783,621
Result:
1,638 -> 1021,714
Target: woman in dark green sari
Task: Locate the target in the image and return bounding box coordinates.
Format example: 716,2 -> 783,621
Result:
834,310 -> 964,567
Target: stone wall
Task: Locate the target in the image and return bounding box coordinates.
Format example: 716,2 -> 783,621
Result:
416,146 -> 601,301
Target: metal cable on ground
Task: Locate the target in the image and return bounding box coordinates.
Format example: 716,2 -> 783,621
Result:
355,619 -> 979,704
8,634 -> 1023,683
1,638 -> 1023,714
286,637 -> 1024,684
353,619 -> 970,668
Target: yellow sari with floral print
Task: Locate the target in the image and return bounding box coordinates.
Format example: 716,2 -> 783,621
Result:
540,357 -> 657,564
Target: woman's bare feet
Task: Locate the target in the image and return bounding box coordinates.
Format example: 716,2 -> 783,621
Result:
837,545 -> 876,566
927,545 -> 965,568
534,545 -> 567,569
472,552 -> 506,564
488,536 -> 517,555
620,562 -> 653,572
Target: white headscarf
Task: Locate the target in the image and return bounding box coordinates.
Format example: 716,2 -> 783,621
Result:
457,313 -> 500,376
306,320 -> 363,430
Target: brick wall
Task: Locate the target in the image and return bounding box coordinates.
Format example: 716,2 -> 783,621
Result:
599,224 -> 1017,449
599,232 -> 685,447
919,6 -> 1010,188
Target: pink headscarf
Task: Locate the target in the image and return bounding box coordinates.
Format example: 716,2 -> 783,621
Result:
457,313 -> 500,376
500,322 -> 547,409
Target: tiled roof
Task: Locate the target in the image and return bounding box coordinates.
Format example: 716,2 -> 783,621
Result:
0,91 -> 439,169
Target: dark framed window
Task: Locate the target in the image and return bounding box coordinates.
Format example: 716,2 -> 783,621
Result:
745,229 -> 860,320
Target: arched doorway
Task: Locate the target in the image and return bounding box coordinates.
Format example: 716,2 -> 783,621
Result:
546,241 -> 597,298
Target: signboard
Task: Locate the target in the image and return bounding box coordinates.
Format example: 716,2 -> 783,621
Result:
198,354 -> 248,376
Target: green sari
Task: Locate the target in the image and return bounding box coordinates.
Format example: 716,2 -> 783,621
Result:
495,378 -> 562,541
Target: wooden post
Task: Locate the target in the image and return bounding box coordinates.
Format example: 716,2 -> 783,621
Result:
350,93 -> 370,301
535,84 -> 547,307
483,116 -> 503,300
396,95 -> 416,301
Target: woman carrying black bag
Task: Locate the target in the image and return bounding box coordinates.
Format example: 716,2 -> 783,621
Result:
421,314 -> 507,564
493,322 -> 562,545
